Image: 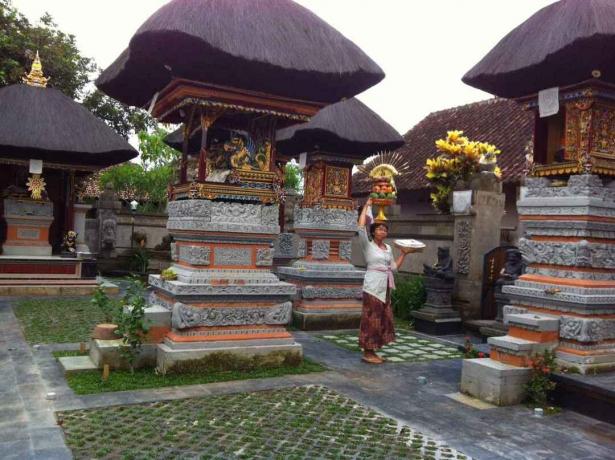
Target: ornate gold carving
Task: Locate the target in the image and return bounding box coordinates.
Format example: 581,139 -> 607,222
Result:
533,162 -> 581,177
302,161 -> 325,207
26,174 -> 46,200
22,51 -> 49,88
172,182 -> 278,203
324,165 -> 350,198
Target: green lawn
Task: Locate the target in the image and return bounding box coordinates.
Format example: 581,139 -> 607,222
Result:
63,358 -> 326,395
14,297 -> 103,344
58,385 -> 469,460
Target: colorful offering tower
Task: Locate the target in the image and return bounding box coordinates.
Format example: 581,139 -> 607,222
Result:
96,0 -> 384,370
276,99 -> 403,330
460,0 -> 615,404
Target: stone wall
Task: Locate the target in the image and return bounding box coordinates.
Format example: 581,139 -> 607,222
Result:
351,213 -> 455,274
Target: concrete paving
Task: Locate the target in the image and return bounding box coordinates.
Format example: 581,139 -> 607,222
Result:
2,297 -> 615,459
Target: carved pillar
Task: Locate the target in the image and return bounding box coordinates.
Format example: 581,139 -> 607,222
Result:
97,183 -> 121,258
278,156 -> 365,330
452,179 -> 506,320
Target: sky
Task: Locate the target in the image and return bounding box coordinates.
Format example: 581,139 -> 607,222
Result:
13,0 -> 556,135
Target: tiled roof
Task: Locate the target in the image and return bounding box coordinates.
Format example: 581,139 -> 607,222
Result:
353,97 -> 533,193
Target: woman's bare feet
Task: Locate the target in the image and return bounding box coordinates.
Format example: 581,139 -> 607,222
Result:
362,350 -> 384,364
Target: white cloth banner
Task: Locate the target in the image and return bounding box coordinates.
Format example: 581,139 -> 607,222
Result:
538,87 -> 559,118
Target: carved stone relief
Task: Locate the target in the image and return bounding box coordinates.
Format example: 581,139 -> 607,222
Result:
179,245 -> 211,266
311,240 -> 330,260
256,247 -> 274,266
214,247 -> 252,266
455,220 -> 472,275
171,301 -> 292,329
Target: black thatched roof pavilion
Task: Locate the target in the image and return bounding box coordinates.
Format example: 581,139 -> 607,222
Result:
463,0 -> 615,98
276,98 -> 403,159
97,0 -> 384,108
0,54 -> 137,254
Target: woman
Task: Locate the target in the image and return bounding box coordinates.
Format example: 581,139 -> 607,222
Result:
357,198 -> 412,364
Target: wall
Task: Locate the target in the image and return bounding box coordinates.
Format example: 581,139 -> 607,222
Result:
351,213 -> 455,274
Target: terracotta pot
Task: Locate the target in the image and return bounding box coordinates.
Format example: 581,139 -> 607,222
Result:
92,323 -> 119,340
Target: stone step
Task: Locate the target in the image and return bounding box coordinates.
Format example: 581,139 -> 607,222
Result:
506,313 -> 559,332
58,355 -> 97,374
460,358 -> 532,406
488,334 -> 558,367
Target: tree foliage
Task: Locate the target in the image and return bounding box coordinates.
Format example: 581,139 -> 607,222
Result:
283,162 -> 302,192
0,0 -> 95,98
99,128 -> 180,210
0,0 -> 152,139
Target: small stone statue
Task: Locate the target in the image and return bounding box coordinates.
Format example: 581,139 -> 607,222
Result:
62,230 -> 78,257
496,248 -> 523,287
423,247 -> 455,281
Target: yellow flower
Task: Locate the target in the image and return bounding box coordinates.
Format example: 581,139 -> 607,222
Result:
494,166 -> 502,179
446,130 -> 464,143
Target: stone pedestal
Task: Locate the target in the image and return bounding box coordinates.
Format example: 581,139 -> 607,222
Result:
149,199 -> 300,373
73,203 -> 92,256
278,206 -> 365,330
2,198 -> 53,256
411,276 -> 461,335
452,187 -> 505,319
461,358 -> 531,405
502,175 -> 615,374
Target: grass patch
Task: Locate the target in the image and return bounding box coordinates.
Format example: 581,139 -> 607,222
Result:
14,297 -> 104,344
64,358 -> 326,394
58,386 -> 468,459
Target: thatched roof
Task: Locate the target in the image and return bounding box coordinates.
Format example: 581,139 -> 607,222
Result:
96,0 -> 384,107
463,0 -> 615,98
352,98 -> 534,194
0,84 -> 137,167
276,98 -> 403,159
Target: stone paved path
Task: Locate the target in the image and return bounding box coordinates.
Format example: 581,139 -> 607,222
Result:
2,298 -> 615,459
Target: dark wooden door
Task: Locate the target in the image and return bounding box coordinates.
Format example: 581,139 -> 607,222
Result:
481,245 -> 516,319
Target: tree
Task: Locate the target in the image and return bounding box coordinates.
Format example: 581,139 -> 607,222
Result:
0,0 -> 152,139
283,162 -> 303,193
99,128 -> 180,210
0,1 -> 95,98
82,89 -> 155,140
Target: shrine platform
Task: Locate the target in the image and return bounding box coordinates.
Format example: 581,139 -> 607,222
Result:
0,255 -> 118,296
551,371 -> 615,425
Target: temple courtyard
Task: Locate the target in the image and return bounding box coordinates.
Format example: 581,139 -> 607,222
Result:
2,292 -> 614,460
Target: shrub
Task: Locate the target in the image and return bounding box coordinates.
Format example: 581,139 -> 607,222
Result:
525,350 -> 558,408
391,275 -> 426,321
129,248 -> 150,275
114,276 -> 150,373
91,285 -> 118,323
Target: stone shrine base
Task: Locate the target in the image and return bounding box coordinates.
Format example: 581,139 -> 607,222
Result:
460,358 -> 531,405
292,303 -> 362,331
0,255 -> 108,296
157,337 -> 303,374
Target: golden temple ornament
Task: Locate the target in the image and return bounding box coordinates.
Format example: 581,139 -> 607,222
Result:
26,174 -> 46,200
23,51 -> 49,88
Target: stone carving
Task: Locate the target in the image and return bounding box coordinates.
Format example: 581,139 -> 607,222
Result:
179,245 -> 211,266
214,247 -> 251,266
294,206 -> 357,231
167,199 -> 211,218
424,247 -> 455,280
311,240 -> 330,260
301,286 -> 363,299
4,198 -> 53,217
150,276 -> 296,296
298,238 -> 307,257
260,204 -> 279,225
170,242 -> 178,262
171,302 -> 292,329
101,218 -> 116,250
274,233 -> 297,258
339,241 -> 352,261
256,247 -> 274,266
559,317 -> 611,343
496,248 -> 523,286
455,221 -> 472,275
518,237 -> 615,268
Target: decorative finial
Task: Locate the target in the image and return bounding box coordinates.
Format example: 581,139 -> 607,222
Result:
23,51 -> 49,87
